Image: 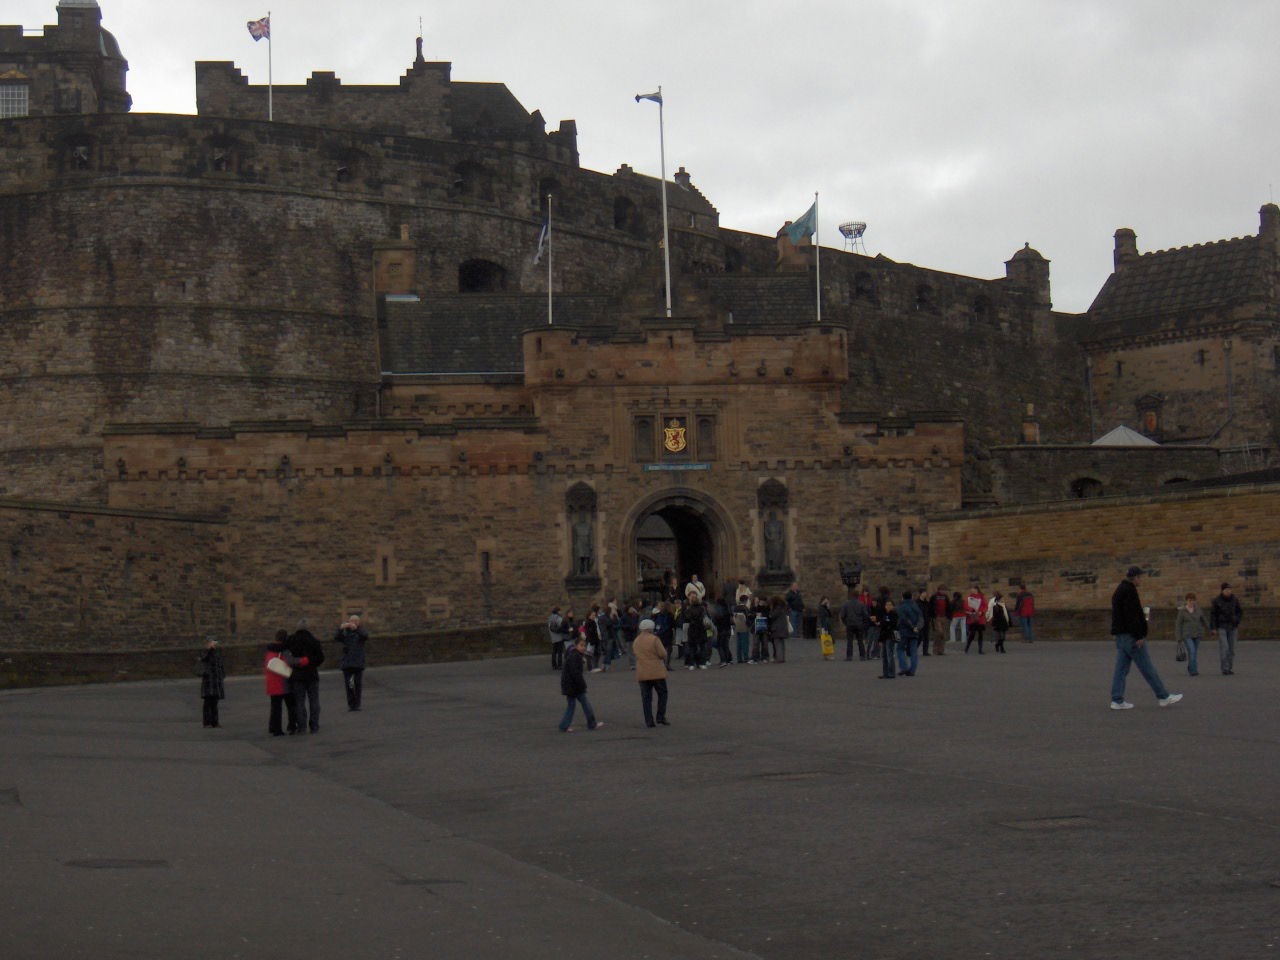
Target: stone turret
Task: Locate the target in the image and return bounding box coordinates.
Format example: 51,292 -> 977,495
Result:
1004,243 -> 1051,309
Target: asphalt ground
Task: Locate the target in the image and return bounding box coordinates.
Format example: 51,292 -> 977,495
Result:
2,638 -> 1277,960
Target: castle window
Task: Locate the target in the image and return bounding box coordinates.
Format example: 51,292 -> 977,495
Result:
1115,360 -> 1125,378
336,165 -> 352,183
914,284 -> 934,312
696,416 -> 717,460
724,246 -> 743,273
453,160 -> 490,200
1070,477 -> 1104,499
1196,349 -> 1207,366
634,417 -> 655,462
65,137 -> 93,171
213,150 -> 231,172
0,82 -> 30,118
613,196 -> 637,232
458,259 -> 507,293
854,272 -> 876,302
973,295 -> 993,322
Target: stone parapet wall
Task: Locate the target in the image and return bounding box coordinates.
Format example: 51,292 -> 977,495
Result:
990,444 -> 1222,505
0,622 -> 545,689
0,498 -> 227,651
928,483 -> 1280,639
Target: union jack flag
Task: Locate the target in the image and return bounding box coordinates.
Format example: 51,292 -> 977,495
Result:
246,16 -> 270,41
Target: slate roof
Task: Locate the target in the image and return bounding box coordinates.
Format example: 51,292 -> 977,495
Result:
381,295 -> 614,374
448,82 -> 537,140
1086,235 -> 1272,340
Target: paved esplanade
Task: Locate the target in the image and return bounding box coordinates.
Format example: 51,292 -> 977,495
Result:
2,641 -> 1278,960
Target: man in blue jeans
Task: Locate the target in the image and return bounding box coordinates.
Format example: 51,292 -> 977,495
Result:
1210,582 -> 1243,675
1110,565 -> 1182,710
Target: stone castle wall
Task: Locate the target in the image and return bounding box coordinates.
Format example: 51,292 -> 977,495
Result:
1086,327 -> 1280,458
928,484 -> 1280,639
990,444 -> 1222,504
0,498 -> 227,651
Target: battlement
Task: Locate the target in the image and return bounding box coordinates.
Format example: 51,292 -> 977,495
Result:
195,53 -> 576,163
523,322 -> 849,387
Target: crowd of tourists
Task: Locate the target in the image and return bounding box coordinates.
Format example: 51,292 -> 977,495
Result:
194,570 -> 1247,734
545,570 -> 1249,730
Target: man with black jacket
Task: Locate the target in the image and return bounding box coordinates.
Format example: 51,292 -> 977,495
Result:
1109,566 -> 1182,711
287,619 -> 325,732
839,591 -> 870,661
1210,583 -> 1243,675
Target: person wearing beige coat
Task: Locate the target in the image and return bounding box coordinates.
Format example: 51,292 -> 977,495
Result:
633,619 -> 670,728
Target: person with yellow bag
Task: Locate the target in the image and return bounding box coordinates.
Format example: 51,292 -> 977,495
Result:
818,596 -> 835,660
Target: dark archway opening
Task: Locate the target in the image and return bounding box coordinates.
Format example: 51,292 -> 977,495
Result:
459,259 -> 507,293
634,505 -> 715,601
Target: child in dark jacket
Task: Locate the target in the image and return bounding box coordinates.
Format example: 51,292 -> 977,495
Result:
558,636 -> 602,732
199,637 -> 226,728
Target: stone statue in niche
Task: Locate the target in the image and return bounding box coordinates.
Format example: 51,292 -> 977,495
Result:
565,482 -> 598,579
572,515 -> 595,575
763,510 -> 787,572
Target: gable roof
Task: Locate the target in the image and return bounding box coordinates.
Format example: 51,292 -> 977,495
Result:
1092,425 -> 1158,447
1086,234 -> 1272,340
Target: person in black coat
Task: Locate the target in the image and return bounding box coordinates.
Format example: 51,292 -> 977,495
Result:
839,592 -> 870,661
558,636 -> 602,732
1210,582 -> 1244,675
287,619 -> 325,733
335,615 -> 368,711
683,601 -> 709,669
1109,566 -> 1181,710
198,637 -> 226,728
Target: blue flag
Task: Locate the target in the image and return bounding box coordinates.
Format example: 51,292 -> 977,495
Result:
534,220 -> 548,264
784,201 -> 817,245
635,91 -> 663,105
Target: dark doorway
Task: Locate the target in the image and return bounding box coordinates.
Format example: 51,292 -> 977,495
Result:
633,505 -> 715,600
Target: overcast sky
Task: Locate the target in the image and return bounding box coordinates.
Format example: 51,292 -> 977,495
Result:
13,0 -> 1279,312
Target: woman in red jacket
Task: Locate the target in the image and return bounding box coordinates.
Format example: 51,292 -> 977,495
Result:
265,630 -> 300,736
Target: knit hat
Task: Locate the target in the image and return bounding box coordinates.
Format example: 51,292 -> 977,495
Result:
639,618 -> 655,632
1221,582 -> 1231,590
1126,566 -> 1143,578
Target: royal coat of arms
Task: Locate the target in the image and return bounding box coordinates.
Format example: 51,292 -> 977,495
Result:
663,417 -> 688,454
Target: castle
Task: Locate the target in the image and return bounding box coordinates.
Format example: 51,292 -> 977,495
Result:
3,1 -> 1278,652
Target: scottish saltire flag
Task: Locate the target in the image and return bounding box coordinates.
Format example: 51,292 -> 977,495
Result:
784,201 -> 817,245
247,16 -> 270,41
634,91 -> 663,105
533,220 -> 548,264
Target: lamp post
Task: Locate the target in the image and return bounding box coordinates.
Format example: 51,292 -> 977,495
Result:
839,559 -> 863,591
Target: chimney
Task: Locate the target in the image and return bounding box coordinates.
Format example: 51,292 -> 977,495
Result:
415,36 -> 424,64
1114,228 -> 1138,269
674,166 -> 691,188
1261,203 -> 1280,256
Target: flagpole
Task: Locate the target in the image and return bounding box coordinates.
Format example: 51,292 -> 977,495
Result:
267,10 -> 273,122
547,194 -> 554,326
657,86 -> 672,319
814,191 -> 821,323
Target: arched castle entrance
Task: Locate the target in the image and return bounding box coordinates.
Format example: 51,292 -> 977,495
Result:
620,489 -> 739,602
